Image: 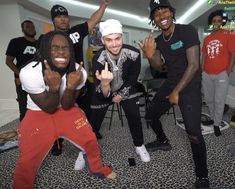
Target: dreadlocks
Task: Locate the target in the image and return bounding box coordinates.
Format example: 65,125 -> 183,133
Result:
30,31 -> 76,76
149,6 -> 176,28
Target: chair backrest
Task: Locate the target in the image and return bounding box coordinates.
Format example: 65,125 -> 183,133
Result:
135,82 -> 146,93
146,79 -> 165,91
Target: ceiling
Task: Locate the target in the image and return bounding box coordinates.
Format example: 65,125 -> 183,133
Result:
73,0 -> 195,19
4,0 -> 235,30
87,0 -> 196,20
74,0 -> 235,29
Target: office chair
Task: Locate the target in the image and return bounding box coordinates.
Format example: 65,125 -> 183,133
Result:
107,82 -> 148,130
105,103 -> 124,130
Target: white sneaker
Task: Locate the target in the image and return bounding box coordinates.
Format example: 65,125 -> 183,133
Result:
135,145 -> 151,162
74,152 -> 85,170
106,171 -> 117,179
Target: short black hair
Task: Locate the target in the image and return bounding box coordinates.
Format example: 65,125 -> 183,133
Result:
21,20 -> 34,29
149,6 -> 176,28
208,9 -> 228,26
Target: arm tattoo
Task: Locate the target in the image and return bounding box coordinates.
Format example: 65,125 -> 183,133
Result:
148,50 -> 163,70
174,45 -> 200,93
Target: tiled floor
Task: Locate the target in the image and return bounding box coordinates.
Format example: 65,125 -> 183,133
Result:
1,106 -> 235,189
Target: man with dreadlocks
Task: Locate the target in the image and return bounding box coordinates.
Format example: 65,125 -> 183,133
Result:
48,0 -> 111,157
139,0 -> 209,188
13,31 -> 116,189
201,9 -> 235,136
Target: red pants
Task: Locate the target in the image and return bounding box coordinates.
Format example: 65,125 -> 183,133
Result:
13,107 -> 112,189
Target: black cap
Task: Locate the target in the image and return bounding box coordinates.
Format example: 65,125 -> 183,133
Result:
208,9 -> 228,26
50,4 -> 68,21
149,0 -> 172,14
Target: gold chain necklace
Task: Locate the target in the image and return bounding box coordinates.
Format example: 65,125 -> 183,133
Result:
162,25 -> 175,42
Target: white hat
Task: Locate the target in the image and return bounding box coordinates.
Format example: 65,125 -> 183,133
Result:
99,19 -> 123,37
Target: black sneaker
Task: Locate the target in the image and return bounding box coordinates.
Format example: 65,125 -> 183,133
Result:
223,104 -> 229,114
214,126 -> 222,137
231,115 -> 235,122
195,177 -> 210,188
51,143 -> 62,156
201,119 -> 214,126
145,139 -> 172,152
51,139 -> 63,156
201,114 -> 214,126
95,132 -> 103,140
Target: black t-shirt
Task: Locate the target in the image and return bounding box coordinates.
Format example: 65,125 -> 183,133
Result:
68,22 -> 89,64
6,37 -> 37,77
156,24 -> 201,85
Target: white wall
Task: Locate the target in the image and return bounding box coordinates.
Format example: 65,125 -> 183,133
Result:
24,9 -> 52,39
0,3 -> 22,109
0,2 -> 55,110
196,26 -> 205,45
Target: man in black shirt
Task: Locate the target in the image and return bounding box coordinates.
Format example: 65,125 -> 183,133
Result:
50,1 -> 110,64
139,0 -> 209,188
5,20 -> 37,121
48,1 -> 110,159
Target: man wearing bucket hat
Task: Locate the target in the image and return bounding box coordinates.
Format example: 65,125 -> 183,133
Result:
89,19 -> 151,163
48,1 -> 110,158
201,9 -> 235,136
139,0 -> 209,187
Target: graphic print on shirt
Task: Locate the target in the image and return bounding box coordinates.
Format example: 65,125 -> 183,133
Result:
70,32 -> 80,44
171,40 -> 184,50
154,0 -> 160,4
23,46 -> 36,54
206,40 -> 223,59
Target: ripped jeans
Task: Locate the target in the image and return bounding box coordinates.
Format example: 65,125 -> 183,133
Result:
146,80 -> 208,178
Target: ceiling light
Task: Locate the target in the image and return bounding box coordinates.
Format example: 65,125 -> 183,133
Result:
55,0 -> 149,22
177,0 -> 206,24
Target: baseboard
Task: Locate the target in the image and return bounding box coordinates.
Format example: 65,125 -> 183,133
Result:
0,99 -> 18,110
